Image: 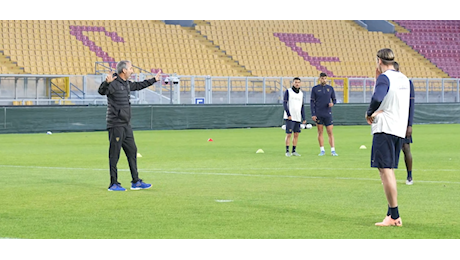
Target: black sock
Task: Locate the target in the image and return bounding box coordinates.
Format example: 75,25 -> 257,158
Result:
292,146 -> 296,153
286,146 -> 289,153
389,206 -> 400,219
407,171 -> 412,180
387,205 -> 390,216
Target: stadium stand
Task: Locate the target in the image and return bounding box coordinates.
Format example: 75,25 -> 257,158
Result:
394,20 -> 460,78
0,20 -> 250,77
0,20 -> 452,79
197,20 -> 448,79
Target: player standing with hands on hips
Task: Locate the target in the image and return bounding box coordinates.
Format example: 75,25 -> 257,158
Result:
310,72 -> 338,156
366,49 -> 414,226
283,77 -> 307,157
98,60 -> 161,191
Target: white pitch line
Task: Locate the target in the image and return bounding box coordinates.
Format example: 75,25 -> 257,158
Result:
2,164 -> 458,172
215,200 -> 233,203
0,165 -> 108,171
1,164 -> 460,185
143,169 -> 382,182
141,167 -> 460,173
140,170 -> 460,184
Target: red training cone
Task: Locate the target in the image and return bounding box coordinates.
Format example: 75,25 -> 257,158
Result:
208,138 -> 213,142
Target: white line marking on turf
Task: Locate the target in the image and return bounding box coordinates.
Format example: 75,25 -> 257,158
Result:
2,165 -> 459,172
147,167 -> 460,172
143,170 -> 460,184
215,200 -> 233,203
1,165 -> 460,185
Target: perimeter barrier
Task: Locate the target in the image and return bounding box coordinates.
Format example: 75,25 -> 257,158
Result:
1,103 -> 458,134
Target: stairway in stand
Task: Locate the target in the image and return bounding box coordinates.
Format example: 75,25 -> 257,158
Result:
186,21 -> 252,77
0,51 -> 25,74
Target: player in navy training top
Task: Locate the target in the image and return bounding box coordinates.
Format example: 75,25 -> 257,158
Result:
310,73 -> 338,156
366,48 -> 414,227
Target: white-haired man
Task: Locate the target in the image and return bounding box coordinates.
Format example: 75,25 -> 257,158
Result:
98,60 -> 160,191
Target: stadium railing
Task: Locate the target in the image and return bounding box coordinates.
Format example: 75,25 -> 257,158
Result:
1,74 -> 459,105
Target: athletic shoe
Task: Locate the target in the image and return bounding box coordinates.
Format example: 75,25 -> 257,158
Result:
291,152 -> 301,156
318,151 -> 325,156
131,180 -> 152,190
406,178 -> 413,185
331,151 -> 339,156
108,184 -> 126,191
285,152 -> 291,157
375,216 -> 402,227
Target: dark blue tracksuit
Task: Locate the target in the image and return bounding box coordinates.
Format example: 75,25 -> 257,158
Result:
310,84 -> 336,126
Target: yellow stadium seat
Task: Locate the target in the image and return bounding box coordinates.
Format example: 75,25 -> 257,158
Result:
0,20 -> 446,78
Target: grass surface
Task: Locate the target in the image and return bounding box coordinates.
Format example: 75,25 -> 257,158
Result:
0,124 -> 459,239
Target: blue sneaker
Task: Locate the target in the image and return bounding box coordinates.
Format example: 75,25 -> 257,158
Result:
108,184 -> 126,191
318,151 -> 325,156
331,151 -> 339,156
131,180 -> 152,190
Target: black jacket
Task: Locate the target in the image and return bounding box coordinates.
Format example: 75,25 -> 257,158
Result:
98,74 -> 157,128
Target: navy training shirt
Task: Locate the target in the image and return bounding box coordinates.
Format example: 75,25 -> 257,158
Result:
310,84 -> 337,117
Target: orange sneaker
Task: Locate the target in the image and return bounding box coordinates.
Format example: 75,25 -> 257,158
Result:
375,216 -> 402,226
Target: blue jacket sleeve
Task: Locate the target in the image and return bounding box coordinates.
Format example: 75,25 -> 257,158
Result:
331,87 -> 337,104
283,90 -> 291,117
408,80 -> 415,126
301,103 -> 305,121
367,75 -> 390,116
310,87 -> 316,116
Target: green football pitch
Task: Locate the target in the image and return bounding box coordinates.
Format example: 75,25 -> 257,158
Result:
0,124 -> 459,239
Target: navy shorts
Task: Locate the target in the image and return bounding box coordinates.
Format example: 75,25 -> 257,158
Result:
371,133 -> 404,169
285,119 -> 301,134
315,115 -> 333,126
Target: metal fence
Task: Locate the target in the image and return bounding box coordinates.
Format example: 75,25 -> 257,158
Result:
1,74 -> 459,105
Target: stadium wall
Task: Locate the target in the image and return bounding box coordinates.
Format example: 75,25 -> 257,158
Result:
0,103 -> 459,134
